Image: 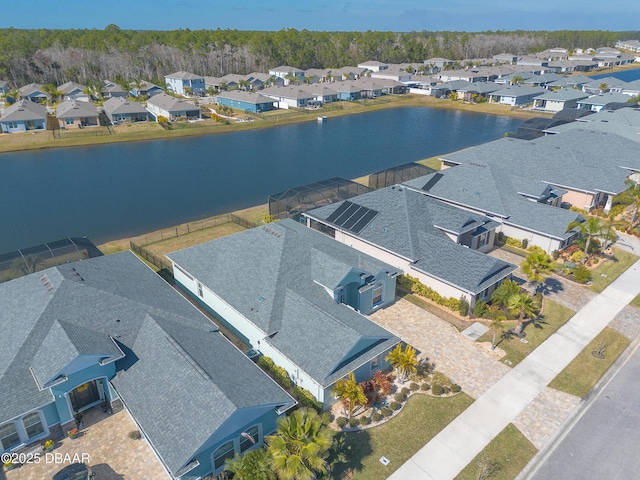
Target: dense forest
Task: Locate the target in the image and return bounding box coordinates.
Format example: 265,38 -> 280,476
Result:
1,26 -> 638,87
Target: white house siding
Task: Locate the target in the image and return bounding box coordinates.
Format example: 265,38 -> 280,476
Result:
499,224 -> 563,253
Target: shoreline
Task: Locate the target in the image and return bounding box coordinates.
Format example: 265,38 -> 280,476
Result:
0,94 -> 546,155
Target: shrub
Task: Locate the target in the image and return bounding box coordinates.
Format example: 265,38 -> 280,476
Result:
431,371 -> 450,386
569,206 -> 589,215
421,383 -> 431,391
410,382 -> 420,391
431,384 -> 444,395
348,417 -> 359,427
574,264 -> 593,284
496,232 -> 506,244
360,416 -> 371,426
473,299 -> 486,318
272,365 -> 292,389
570,250 -> 584,263
336,417 -> 347,428
506,237 -> 522,248
552,249 -> 560,260
458,297 -> 470,316
381,407 -> 392,417
521,238 -> 529,249
451,384 -> 461,393
390,401 -> 401,410
528,245 -> 545,255
395,392 -> 406,403
443,386 -> 451,394
372,412 -> 383,422
293,386 -> 322,411
257,356 -> 274,369
401,387 -> 409,395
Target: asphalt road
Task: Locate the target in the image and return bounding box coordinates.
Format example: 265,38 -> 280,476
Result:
526,342 -> 640,480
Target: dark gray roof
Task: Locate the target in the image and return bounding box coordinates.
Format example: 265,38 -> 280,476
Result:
216,90 -> 274,105
534,89 -> 589,102
547,107 -> 640,143
58,82 -> 86,95
490,85 -> 546,98
0,251 -> 293,476
306,187 -> 515,295
103,97 -> 149,115
0,99 -> 47,122
577,92 -> 634,106
168,219 -> 400,387
56,99 -> 98,119
147,93 -> 199,113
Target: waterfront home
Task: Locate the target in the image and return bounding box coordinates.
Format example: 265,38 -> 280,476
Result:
489,85 -> 546,106
215,90 -> 275,113
167,219 -> 402,408
304,186 -> 516,309
332,81 -> 363,101
532,89 -> 590,112
58,82 -> 89,102
545,107 -> 640,144
129,81 -> 163,98
576,92 -> 636,112
621,79 -> 640,97
146,93 -> 201,121
18,83 -> 49,103
103,97 -> 150,124
456,82 -> 501,102
582,77 -> 628,94
56,100 -> 99,129
0,251 -> 295,480
268,66 -> 305,85
357,60 -> 389,72
0,99 -> 47,133
164,71 -> 206,96
299,84 -> 339,104
260,86 -> 315,109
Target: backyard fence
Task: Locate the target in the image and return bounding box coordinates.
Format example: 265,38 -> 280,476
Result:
130,241 -> 173,272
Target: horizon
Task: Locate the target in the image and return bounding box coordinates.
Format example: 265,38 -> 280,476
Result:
3,0 -> 640,33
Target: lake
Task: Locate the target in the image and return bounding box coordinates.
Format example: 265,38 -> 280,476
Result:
0,107 -> 521,253
592,67 -> 640,82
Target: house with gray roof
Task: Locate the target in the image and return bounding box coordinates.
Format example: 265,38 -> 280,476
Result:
0,251 -> 294,480
357,60 -> 389,72
299,83 -> 339,104
0,99 -> 47,133
268,66 -> 305,85
260,86 -> 315,109
532,88 -> 590,112
146,93 -> 201,121
164,71 -> 205,96
577,92 -> 636,112
101,80 -> 128,99
489,85 -> 546,106
0,80 -> 8,95
58,81 -> 88,102
215,90 -> 275,113
304,186 -> 516,308
129,80 -> 163,98
56,99 -> 99,129
582,77 -> 628,94
18,83 -> 49,103
167,219 -> 402,408
103,97 -> 150,124
544,107 -> 640,144
333,81 -> 363,101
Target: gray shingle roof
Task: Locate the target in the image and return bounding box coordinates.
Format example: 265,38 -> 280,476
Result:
0,251 -> 293,476
547,107 -> 640,143
103,97 -> 149,115
56,99 -> 99,119
58,81 -> 86,95
165,71 -> 204,80
306,187 -> 515,295
168,219 -> 400,387
147,93 -> 199,113
216,90 -> 274,105
534,88 -> 590,102
0,99 -> 47,122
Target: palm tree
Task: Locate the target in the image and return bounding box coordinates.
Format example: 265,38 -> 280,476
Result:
331,372 -> 366,419
225,449 -> 275,480
267,407 -> 334,480
622,174 -> 640,230
567,217 -> 607,264
490,315 -> 507,350
5,89 -> 19,105
599,82 -> 609,93
385,344 -> 419,383
490,279 -> 521,308
42,84 -> 63,104
520,252 -> 555,292
507,293 -> 540,337
511,75 -> 525,86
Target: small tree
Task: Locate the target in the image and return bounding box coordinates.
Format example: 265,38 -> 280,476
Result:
567,217 -> 608,264
490,315 -> 507,350
331,372 -> 366,419
490,279 -> 521,308
507,293 -> 540,337
386,344 -> 419,383
225,449 -> 275,480
520,251 -> 555,292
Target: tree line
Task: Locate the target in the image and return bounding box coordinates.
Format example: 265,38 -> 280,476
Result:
1,26 -> 637,87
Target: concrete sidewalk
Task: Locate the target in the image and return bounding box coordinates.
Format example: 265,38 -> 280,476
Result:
388,259 -> 640,480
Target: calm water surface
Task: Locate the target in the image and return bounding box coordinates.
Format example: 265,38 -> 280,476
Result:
0,107 -> 521,253
592,67 -> 640,82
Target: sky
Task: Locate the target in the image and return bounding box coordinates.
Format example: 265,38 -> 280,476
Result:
3,0 -> 640,32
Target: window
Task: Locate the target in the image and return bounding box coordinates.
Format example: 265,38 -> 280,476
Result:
371,355 -> 379,371
0,422 -> 20,450
197,282 -> 203,298
65,118 -> 74,125
22,412 -> 44,439
213,441 -> 235,470
477,232 -> 488,248
372,282 -> 383,306
240,425 -> 260,452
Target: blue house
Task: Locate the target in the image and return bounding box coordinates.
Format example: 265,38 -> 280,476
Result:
216,90 -> 275,113
0,251 -> 295,479
164,71 -> 206,96
0,99 -> 47,133
168,219 -> 402,408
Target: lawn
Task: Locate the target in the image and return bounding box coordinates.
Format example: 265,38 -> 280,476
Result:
548,327 -> 630,398
631,293 -> 640,308
588,248 -> 639,293
331,393 -> 474,480
454,423 -> 537,480
480,299 -> 575,366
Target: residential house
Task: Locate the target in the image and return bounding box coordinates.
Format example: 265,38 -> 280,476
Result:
370,68 -> 413,83
532,89 -> 590,112
516,56 -> 549,68
621,79 -> 640,97
260,86 -> 315,109
167,219 -> 402,408
56,100 -> 99,129
101,81 -> 128,99
438,69 -> 487,83
489,85 -> 546,106
146,93 -> 201,121
304,186 -> 516,309
129,81 -> 163,98
424,57 -> 455,72
268,66 -> 305,86
332,82 -> 362,101
0,99 -> 47,133
58,82 -> 89,102
0,80 -> 8,96
582,77 -> 628,94
215,91 -> 275,113
432,80 -> 476,98
357,61 -> 389,72
545,74 -> 592,89
299,84 -> 339,104
0,251 -> 295,480
493,53 -> 518,64
332,67 -> 367,80
616,39 -> 640,53
246,73 -> 283,90
524,73 -> 565,88
164,71 -> 206,96
545,107 -> 640,144
577,92 -> 636,112
456,82 -> 501,102
18,83 -> 49,103
357,77 -> 406,95
103,97 -> 150,124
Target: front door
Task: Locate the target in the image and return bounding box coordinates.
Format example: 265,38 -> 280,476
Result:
69,381 -> 100,412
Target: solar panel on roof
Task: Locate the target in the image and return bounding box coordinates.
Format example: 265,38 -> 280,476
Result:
326,201 -> 353,223
422,173 -> 444,192
342,206 -> 368,230
351,209 -> 379,233
334,202 -> 360,225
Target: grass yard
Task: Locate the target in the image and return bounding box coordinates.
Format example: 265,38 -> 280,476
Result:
481,299 -> 575,366
588,248 -> 639,293
548,327 -> 630,398
143,223 -> 246,256
454,423 -> 537,480
331,393 -> 474,480
631,293 -> 640,308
